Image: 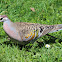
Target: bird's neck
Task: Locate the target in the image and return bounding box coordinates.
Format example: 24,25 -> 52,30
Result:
3,20 -> 16,35
3,20 -> 14,30
3,20 -> 21,41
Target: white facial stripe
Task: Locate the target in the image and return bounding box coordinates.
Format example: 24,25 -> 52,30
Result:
3,17 -> 8,20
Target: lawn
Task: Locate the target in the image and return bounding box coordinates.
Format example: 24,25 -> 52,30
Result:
0,0 -> 62,62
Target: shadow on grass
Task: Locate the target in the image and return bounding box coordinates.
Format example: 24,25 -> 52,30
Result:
1,34 -> 62,50
46,34 -> 62,43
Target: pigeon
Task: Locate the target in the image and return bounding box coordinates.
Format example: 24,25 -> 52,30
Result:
0,15 -> 62,45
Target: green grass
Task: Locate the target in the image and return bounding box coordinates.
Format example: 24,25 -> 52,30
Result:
0,0 -> 62,62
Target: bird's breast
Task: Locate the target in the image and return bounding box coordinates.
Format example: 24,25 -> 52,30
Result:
3,22 -> 22,41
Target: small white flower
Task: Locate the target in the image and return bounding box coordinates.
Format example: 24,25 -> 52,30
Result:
45,44 -> 50,48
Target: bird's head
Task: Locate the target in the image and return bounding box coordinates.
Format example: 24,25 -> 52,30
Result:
0,15 -> 8,22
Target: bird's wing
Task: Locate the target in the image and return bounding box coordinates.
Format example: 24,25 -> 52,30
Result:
14,22 -> 54,41
40,25 -> 54,37
14,22 -> 40,34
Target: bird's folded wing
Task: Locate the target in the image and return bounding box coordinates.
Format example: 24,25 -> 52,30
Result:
14,22 -> 54,38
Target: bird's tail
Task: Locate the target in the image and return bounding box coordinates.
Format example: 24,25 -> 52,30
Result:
49,24 -> 62,33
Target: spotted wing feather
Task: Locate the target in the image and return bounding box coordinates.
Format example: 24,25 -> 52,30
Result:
14,22 -> 54,41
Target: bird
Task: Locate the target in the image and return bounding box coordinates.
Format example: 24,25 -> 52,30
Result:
0,15 -> 62,45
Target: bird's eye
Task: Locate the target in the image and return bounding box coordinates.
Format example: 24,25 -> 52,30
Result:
0,18 -> 3,20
